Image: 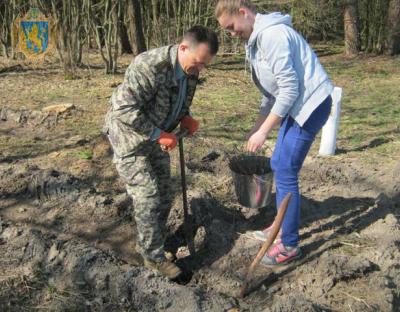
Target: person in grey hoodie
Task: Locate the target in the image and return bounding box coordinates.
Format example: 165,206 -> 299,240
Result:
216,0 -> 334,265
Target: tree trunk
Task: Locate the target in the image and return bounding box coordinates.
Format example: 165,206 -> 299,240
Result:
127,0 -> 146,56
387,0 -> 400,55
364,0 -> 370,52
0,1 -> 9,58
72,0 -> 83,66
10,0 -> 16,59
53,0 -> 75,76
96,0 -> 120,74
1,40 -> 8,57
119,23 -> 132,54
118,2 -> 132,54
344,0 -> 361,55
150,0 -> 162,45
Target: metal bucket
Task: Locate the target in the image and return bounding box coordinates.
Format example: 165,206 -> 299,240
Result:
229,155 -> 273,209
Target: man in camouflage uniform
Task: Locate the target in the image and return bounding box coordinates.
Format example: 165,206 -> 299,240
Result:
104,26 -> 218,279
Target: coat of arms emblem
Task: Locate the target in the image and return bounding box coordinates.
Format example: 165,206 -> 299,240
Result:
14,8 -> 55,61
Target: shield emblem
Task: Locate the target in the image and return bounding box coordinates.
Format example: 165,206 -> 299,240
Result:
15,8 -> 54,61
20,21 -> 49,55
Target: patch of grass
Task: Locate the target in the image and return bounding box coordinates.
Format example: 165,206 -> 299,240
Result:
0,271 -> 48,310
0,270 -> 89,311
349,132 -> 366,145
76,150 -> 93,160
373,141 -> 400,159
0,136 -> 58,160
193,67 -> 261,147
47,284 -> 57,294
312,42 -> 344,57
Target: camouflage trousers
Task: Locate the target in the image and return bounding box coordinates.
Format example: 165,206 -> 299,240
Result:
106,119 -> 172,262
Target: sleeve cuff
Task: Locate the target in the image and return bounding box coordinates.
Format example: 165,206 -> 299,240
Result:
150,128 -> 162,141
270,102 -> 291,118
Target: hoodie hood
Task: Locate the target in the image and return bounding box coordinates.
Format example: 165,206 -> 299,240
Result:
248,12 -> 292,47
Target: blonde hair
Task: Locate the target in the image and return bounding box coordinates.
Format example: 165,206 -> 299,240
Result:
215,0 -> 257,18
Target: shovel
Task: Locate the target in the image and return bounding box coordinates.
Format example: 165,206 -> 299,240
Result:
173,128 -> 196,256
238,192 -> 292,298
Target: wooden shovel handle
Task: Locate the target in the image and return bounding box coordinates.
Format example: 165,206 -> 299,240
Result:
238,192 -> 292,298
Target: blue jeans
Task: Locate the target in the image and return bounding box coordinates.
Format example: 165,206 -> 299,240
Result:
270,96 -> 332,247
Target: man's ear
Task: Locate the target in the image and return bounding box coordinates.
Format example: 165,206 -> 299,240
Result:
238,7 -> 247,17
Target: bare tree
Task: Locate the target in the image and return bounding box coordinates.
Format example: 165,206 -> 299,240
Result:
387,0 -> 400,55
51,0 -> 86,77
91,0 -> 121,74
359,0 -> 391,54
0,1 -> 10,57
127,0 -> 146,55
0,0 -> 19,58
119,1 -> 132,54
344,0 -> 361,55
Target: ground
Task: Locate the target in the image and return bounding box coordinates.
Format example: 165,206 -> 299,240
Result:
0,48 -> 399,311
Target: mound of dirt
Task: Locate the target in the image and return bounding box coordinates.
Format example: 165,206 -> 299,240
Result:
1,147 -> 400,311
265,295 -> 328,312
0,224 -> 237,311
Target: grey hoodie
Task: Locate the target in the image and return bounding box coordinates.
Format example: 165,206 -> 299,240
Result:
246,13 -> 334,126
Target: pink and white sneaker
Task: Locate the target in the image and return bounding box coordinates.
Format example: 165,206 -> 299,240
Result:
261,241 -> 301,266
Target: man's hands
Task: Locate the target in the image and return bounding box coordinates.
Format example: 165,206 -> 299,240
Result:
157,116 -> 199,152
180,116 -> 199,135
157,132 -> 177,151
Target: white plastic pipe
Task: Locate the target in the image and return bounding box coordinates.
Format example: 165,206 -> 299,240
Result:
319,87 -> 343,156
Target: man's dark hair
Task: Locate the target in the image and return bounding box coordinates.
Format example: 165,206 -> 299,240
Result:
183,25 -> 219,55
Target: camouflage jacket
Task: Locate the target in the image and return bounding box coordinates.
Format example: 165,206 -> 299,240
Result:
104,45 -> 198,155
